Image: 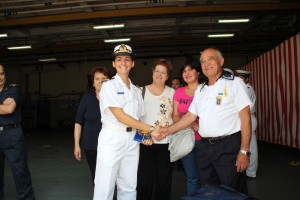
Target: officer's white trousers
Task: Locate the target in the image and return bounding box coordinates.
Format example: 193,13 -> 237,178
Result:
247,114 -> 258,178
93,128 -> 139,200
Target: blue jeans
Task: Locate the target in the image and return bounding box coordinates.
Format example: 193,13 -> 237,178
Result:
181,140 -> 201,195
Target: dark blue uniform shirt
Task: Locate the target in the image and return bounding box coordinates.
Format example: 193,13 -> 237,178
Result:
0,83 -> 22,125
75,91 -> 101,150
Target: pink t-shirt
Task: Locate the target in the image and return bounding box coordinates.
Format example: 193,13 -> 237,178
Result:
173,86 -> 201,140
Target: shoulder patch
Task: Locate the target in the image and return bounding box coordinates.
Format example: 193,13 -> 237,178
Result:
222,71 -> 234,80
199,83 -> 206,92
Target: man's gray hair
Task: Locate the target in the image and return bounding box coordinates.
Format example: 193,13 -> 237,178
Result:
200,47 -> 223,58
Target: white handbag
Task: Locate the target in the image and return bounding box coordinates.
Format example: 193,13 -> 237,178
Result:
168,128 -> 195,162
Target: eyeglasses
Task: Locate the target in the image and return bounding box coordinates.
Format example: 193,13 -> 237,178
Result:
0,72 -> 5,77
153,70 -> 167,76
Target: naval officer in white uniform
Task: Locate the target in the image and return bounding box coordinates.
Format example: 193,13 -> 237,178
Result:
93,44 -> 158,200
236,69 -> 258,178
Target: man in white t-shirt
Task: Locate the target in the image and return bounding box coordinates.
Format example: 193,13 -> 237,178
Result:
156,47 -> 252,193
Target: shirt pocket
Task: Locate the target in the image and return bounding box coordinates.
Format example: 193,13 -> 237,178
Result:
214,95 -> 233,113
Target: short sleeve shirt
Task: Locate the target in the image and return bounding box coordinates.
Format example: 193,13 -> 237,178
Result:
0,83 -> 22,125
75,91 -> 101,150
189,77 -> 251,137
173,86 -> 201,140
140,86 -> 174,144
100,74 -> 145,126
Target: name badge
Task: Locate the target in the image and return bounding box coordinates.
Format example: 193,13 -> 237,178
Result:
216,96 -> 222,106
117,92 -> 124,94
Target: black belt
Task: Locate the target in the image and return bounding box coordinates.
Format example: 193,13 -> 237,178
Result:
202,131 -> 240,144
0,124 -> 20,131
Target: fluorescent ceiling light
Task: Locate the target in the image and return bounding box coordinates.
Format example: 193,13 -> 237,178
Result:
38,58 -> 57,62
208,34 -> 235,38
0,33 -> 8,38
7,45 -> 32,50
93,23 -> 125,30
218,19 -> 250,23
104,38 -> 131,43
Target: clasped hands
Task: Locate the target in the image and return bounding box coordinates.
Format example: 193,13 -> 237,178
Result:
151,125 -> 169,141
141,125 -> 169,146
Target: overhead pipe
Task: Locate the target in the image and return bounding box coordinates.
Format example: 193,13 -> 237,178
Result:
0,0 -> 149,12
0,0 -> 106,10
1,0 -> 36,3
1,2 -> 300,28
0,0 -> 189,15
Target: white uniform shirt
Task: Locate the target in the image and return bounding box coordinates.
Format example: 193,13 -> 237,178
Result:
100,74 -> 145,126
189,76 -> 251,138
140,86 -> 174,144
246,83 -> 256,115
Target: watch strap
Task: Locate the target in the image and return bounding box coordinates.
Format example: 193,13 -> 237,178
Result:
240,149 -> 251,157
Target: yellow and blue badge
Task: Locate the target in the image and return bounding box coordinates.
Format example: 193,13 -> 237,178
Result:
134,130 -> 152,142
216,86 -> 229,105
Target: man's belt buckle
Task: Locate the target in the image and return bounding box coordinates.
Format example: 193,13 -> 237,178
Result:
208,138 -> 217,144
208,137 -> 223,144
126,127 -> 133,132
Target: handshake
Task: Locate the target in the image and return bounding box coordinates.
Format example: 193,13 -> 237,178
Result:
151,125 -> 170,141
137,125 -> 170,146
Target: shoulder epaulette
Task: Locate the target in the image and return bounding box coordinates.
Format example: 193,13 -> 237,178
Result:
199,79 -> 208,92
222,70 -> 234,80
103,78 -> 114,83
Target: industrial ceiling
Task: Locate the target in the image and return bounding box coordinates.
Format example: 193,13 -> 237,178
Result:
1,0 -> 300,67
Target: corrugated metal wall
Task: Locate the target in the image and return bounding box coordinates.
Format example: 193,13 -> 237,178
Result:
240,33 -> 300,149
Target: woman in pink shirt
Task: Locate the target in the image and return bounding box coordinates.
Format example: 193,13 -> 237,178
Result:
173,57 -> 201,195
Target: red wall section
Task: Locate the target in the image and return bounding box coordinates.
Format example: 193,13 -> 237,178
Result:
240,33 -> 300,149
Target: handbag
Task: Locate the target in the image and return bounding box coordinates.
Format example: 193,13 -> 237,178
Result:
168,128 -> 195,162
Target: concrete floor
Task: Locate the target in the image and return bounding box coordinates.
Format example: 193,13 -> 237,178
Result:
3,129 -> 300,200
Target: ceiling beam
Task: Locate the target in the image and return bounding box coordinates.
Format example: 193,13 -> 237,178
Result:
1,3 -> 300,28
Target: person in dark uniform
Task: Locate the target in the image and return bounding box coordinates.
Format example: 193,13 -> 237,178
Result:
0,64 -> 35,200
